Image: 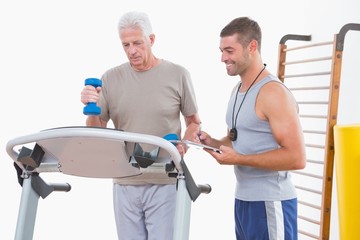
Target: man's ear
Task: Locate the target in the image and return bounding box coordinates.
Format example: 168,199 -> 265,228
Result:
149,33 -> 156,46
248,39 -> 258,53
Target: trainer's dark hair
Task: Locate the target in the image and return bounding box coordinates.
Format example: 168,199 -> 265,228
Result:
220,17 -> 262,52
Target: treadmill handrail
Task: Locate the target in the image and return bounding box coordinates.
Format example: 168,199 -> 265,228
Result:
6,127 -> 183,173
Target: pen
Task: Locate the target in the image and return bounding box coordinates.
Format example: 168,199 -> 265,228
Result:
197,122 -> 202,141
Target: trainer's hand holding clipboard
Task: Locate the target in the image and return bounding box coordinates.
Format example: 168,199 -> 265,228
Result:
169,140 -> 222,153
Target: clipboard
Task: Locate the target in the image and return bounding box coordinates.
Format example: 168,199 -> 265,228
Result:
170,140 -> 221,153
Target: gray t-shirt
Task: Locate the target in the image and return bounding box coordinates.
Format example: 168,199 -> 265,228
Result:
226,75 -> 297,201
99,60 -> 198,184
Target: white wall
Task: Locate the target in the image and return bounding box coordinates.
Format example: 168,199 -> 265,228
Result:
1,0 -> 359,239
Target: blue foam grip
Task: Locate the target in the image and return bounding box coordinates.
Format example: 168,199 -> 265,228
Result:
83,78 -> 102,115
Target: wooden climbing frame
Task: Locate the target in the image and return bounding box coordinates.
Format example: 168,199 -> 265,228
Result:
276,23 -> 360,239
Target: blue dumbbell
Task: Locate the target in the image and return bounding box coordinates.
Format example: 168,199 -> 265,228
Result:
163,133 -> 179,145
83,78 -> 102,115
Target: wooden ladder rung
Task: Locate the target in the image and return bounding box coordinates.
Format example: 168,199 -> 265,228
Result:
292,170 -> 323,179
298,200 -> 322,210
298,229 -> 320,239
298,215 -> 321,225
295,185 -> 322,195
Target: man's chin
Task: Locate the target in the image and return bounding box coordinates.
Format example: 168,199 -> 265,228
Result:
226,70 -> 236,76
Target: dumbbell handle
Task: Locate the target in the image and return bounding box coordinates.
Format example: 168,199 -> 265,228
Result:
83,78 -> 102,115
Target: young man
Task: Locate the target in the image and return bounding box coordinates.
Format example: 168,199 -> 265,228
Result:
197,17 -> 306,240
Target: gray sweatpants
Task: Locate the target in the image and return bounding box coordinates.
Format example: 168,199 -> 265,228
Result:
113,184 -> 177,240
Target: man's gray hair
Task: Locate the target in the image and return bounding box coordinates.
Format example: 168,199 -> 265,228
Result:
118,11 -> 153,38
